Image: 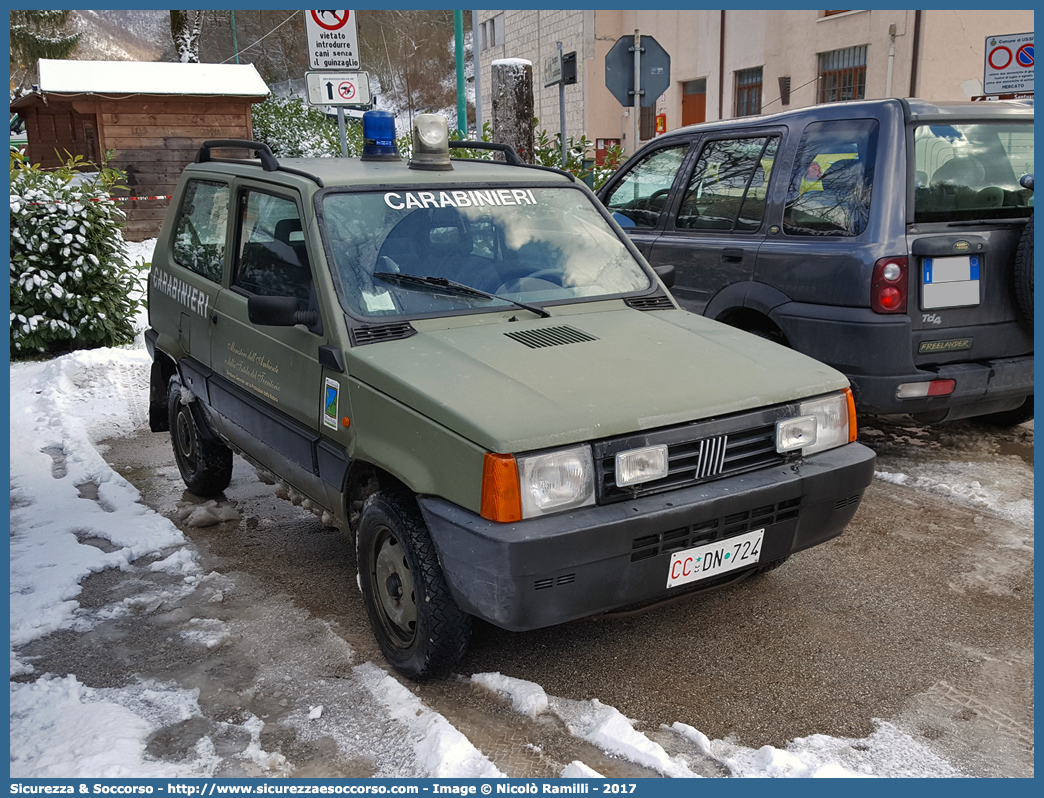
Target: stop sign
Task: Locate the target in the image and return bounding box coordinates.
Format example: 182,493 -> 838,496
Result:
605,35 -> 671,107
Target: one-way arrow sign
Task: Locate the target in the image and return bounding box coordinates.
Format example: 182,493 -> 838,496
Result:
305,71 -> 371,107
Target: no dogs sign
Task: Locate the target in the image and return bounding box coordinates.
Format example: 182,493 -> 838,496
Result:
306,10 -> 361,70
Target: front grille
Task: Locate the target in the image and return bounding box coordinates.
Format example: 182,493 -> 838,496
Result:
630,498 -> 801,562
596,414 -> 787,503
534,573 -> 576,590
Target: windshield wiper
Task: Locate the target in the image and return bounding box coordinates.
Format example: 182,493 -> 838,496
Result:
373,272 -> 551,318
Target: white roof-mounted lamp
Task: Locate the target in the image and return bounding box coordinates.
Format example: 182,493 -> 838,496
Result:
409,113 -> 453,171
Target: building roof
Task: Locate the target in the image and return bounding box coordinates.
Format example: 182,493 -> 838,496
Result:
34,59 -> 270,98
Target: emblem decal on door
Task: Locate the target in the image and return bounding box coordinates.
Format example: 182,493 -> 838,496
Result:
323,377 -> 340,429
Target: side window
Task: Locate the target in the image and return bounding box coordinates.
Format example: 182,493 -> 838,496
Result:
233,190 -> 313,306
783,119 -> 879,237
172,180 -> 229,282
676,136 -> 779,232
603,144 -> 689,228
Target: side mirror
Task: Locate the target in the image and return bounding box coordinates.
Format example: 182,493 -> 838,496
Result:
248,295 -> 318,327
653,264 -> 676,289
1019,174 -> 1034,191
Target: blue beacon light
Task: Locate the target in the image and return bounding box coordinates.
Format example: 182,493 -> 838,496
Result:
361,110 -> 399,161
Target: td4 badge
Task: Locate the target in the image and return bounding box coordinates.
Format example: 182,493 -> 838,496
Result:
922,313 -> 943,325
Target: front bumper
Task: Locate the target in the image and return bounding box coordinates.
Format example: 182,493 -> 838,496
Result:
418,442 -> 876,631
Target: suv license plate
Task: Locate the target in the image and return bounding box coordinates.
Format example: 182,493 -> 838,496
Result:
922,256 -> 981,309
667,529 -> 764,588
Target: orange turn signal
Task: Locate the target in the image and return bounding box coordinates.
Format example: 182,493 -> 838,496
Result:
844,387 -> 857,442
481,453 -> 522,523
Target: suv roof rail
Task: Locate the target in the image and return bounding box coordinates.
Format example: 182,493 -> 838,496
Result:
198,139 -> 278,170
449,140 -> 522,165
196,139 -> 325,188
448,140 -> 576,182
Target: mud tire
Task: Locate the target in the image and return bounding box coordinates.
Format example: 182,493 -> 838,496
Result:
358,490 -> 471,680
974,395 -> 1034,428
1014,215 -> 1033,331
168,377 -> 233,496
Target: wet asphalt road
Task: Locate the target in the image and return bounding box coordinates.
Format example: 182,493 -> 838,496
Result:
91,414 -> 1033,777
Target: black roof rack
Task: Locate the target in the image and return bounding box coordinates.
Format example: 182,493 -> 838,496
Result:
448,140 -> 576,182
448,140 -> 522,165
196,139 -> 325,187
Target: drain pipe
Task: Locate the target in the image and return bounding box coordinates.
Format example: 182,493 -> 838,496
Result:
909,10 -> 922,98
885,23 -> 896,97
718,11 -> 726,119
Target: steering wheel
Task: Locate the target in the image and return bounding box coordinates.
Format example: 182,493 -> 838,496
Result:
494,268 -> 563,293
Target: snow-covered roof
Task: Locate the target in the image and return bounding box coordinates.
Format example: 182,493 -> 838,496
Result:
36,59 -> 270,97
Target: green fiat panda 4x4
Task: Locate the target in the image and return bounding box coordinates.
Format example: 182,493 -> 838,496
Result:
146,113 -> 875,679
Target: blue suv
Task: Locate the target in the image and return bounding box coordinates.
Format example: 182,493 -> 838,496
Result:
599,98 -> 1033,425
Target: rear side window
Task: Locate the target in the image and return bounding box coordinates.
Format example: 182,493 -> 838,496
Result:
233,191 -> 313,305
783,119 -> 878,237
603,144 -> 689,228
172,180 -> 229,282
676,136 -> 779,232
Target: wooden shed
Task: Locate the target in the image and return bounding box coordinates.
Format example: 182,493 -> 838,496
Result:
12,59 -> 270,241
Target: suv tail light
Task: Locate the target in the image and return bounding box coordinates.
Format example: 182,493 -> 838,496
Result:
871,257 -> 908,314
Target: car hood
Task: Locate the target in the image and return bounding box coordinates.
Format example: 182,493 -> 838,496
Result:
347,305 -> 849,453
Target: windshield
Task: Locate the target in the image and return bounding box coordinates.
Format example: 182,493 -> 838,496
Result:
913,122 -> 1033,223
321,186 -> 651,319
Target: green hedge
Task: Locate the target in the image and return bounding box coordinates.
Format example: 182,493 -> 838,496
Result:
9,152 -> 144,356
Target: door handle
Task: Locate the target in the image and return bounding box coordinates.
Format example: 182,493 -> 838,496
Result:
721,248 -> 744,263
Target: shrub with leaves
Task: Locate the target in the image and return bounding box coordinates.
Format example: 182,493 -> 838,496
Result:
534,128 -> 626,190
252,95 -> 363,158
9,151 -> 143,356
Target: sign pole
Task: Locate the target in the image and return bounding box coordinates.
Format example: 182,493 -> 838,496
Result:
337,107 -> 348,157
632,30 -> 641,156
558,42 -> 567,169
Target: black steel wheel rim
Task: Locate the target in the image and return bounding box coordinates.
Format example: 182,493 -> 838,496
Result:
369,524 -> 418,649
175,407 -> 198,470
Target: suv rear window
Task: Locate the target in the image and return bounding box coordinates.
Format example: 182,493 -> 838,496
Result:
913,122 -> 1033,223
783,119 -> 878,237
322,186 -> 651,319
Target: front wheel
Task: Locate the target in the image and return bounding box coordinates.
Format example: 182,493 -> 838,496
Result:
168,377 -> 233,496
358,490 -> 471,680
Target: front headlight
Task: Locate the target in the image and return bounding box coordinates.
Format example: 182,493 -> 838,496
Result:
776,389 -> 856,456
517,445 -> 596,518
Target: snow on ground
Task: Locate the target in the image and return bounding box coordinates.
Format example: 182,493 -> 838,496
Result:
8,255 -> 998,776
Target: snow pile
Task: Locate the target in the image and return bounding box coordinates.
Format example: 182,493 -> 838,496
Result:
677,719 -> 963,778
10,675 -> 215,778
560,761 -> 605,778
10,348 -> 190,669
356,662 -> 504,778
472,671 -> 549,717
175,499 -> 241,528
473,673 -> 968,778
875,467 -> 1033,528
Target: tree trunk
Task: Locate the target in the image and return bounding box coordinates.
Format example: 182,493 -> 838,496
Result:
491,60 -> 535,164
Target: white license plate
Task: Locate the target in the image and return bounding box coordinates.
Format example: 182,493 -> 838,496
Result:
922,255 -> 981,309
666,529 -> 764,588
